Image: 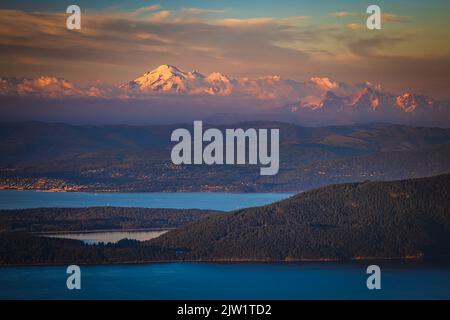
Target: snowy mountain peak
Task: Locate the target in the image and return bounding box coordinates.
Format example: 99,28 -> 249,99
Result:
351,86 -> 383,110
121,64 -> 195,93
143,64 -> 188,80
396,92 -> 434,113
152,64 -> 183,74
121,65 -> 237,95
299,91 -> 345,110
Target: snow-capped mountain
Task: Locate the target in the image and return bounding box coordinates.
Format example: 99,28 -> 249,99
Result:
350,87 -> 385,110
120,64 -> 240,96
395,93 -> 434,113
120,64 -> 304,100
204,72 -> 237,96
298,91 -> 348,110
120,64 -> 206,94
292,82 -> 441,116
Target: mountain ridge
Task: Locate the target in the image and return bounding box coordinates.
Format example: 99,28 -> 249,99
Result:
0,121 -> 449,192
1,64 -> 450,126
151,174 -> 450,261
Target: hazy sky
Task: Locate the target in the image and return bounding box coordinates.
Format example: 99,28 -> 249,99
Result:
1,0 -> 450,98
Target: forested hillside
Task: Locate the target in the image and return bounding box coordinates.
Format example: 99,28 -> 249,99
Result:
0,207 -> 219,232
1,174 -> 449,265
153,174 -> 450,260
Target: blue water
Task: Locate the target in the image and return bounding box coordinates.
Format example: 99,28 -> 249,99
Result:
0,190 -> 294,211
1,262 -> 450,300
1,190 -> 449,300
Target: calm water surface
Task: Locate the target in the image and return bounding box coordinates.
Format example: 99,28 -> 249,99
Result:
1,190 -> 449,299
0,190 -> 294,211
1,262 -> 449,300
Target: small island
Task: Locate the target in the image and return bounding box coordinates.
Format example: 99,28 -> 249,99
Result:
1,174 -> 449,265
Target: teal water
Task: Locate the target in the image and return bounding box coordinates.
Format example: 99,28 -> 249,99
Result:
1,190 -> 449,300
0,190 -> 294,211
1,262 -> 450,300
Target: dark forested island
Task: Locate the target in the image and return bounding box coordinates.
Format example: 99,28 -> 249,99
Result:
0,207 -> 219,233
154,174 -> 450,261
0,174 -> 449,265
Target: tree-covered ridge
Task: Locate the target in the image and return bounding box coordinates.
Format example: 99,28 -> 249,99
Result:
153,174 -> 450,260
0,174 -> 449,265
0,233 -> 178,265
0,207 -> 219,232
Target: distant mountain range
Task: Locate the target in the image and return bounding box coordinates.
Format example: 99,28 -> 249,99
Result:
0,121 -> 449,192
121,64 -> 445,115
1,64 -> 450,126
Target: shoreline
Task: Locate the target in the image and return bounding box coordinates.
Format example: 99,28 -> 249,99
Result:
33,228 -> 174,235
0,188 -> 297,194
1,255 -> 440,268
